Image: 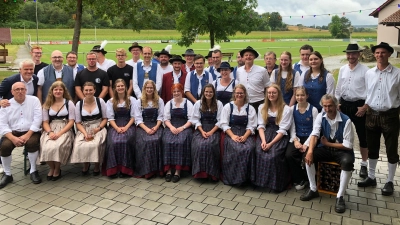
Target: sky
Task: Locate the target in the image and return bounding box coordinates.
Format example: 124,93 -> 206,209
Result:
255,0 -> 387,26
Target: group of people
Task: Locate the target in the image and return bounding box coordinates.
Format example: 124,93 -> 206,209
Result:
0,41 -> 399,215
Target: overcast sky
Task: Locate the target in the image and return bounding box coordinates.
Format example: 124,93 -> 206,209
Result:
255,0 -> 385,26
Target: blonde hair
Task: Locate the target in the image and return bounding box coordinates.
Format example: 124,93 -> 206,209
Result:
112,79 -> 130,111
140,80 -> 160,108
277,51 -> 294,92
261,84 -> 285,125
231,84 -> 249,104
116,48 -> 126,55
43,81 -> 73,110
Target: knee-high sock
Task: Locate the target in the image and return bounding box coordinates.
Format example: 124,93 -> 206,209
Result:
1,156 -> 12,176
387,163 -> 397,183
337,170 -> 352,198
28,151 -> 38,174
306,163 -> 317,191
368,159 -> 378,179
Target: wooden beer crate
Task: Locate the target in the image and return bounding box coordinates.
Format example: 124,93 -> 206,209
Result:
317,161 -> 340,195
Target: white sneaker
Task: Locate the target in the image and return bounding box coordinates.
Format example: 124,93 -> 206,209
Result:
0,164 -> 4,174
295,180 -> 308,191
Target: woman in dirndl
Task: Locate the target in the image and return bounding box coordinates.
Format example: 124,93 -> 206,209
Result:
163,83 -> 193,183
251,84 -> 293,192
191,84 -> 223,181
70,82 -> 108,176
133,80 -> 164,178
220,84 -> 257,185
212,62 -> 237,105
104,79 -> 137,178
40,81 -> 75,181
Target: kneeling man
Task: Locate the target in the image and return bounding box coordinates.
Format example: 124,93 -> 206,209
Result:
0,82 -> 42,188
300,94 -> 354,213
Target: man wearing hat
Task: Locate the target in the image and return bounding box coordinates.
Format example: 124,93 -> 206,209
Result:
91,44 -> 116,72
184,54 -> 214,103
155,48 -> 173,92
236,46 -> 270,113
181,49 -> 196,73
133,46 -> 161,98
161,56 -> 187,103
358,42 -> 400,196
126,42 -> 143,67
205,50 -> 214,69
335,43 -> 369,179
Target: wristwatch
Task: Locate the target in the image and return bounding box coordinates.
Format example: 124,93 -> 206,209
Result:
47,130 -> 53,135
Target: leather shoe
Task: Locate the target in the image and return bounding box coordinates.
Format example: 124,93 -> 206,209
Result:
172,175 -> 180,183
30,171 -> 42,184
359,166 -> 368,178
357,177 -> 377,187
165,174 -> 172,182
300,189 -> 319,201
381,182 -> 394,196
52,170 -> 61,181
0,174 -> 13,189
335,196 -> 346,213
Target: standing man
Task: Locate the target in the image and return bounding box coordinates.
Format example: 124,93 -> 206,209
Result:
37,50 -> 75,103
0,82 -> 43,188
107,48 -> 134,98
236,46 -> 271,113
207,49 -> 223,80
75,52 -> 110,100
91,44 -> 116,72
264,51 -> 278,77
205,50 -> 214,69
300,94 -> 354,213
66,51 -> 85,80
293,44 -> 313,75
161,55 -> 187,103
30,46 -> 48,75
335,44 -> 369,178
181,49 -> 196,73
357,42 -> 400,196
133,46 -> 160,98
233,52 -> 245,79
155,48 -> 173,92
184,54 -> 213,103
126,42 -> 143,67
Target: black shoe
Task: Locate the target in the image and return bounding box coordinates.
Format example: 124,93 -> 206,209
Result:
381,182 -> 394,196
172,175 -> 180,183
335,196 -> 346,213
357,177 -> 377,187
52,170 -> 61,181
82,164 -> 90,176
46,175 -> 53,181
359,166 -> 368,178
300,189 -> 319,201
92,170 -> 100,176
0,174 -> 13,188
30,171 -> 42,184
165,174 -> 172,182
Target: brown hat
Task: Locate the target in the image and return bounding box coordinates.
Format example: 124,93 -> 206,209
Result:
128,42 -> 143,52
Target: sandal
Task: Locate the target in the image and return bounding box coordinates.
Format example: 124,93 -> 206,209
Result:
165,174 -> 172,182
172,175 -> 180,183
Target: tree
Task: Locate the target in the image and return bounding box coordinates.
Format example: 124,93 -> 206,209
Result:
154,0 -> 261,48
328,15 -> 351,38
268,12 -> 282,31
0,1 -> 24,23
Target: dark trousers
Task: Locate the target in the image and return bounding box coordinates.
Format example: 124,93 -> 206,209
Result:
0,131 -> 41,157
313,147 -> 354,171
285,136 -> 308,184
340,98 -> 367,148
250,99 -> 264,115
365,108 -> 400,164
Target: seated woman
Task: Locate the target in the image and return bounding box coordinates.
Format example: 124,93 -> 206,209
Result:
286,87 -> 318,190
251,84 -> 292,192
133,80 -> 164,178
40,81 -> 75,181
104,79 -> 137,178
191,84 -> 223,181
212,62 -> 237,105
70,82 -> 108,176
163,83 -> 193,183
220,84 -> 257,185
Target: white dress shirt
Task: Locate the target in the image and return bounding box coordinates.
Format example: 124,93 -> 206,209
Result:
298,71 -> 335,95
66,64 -> 86,80
134,98 -> 165,125
335,62 -> 369,101
257,104 -> 293,135
97,59 -> 116,72
164,98 -> 194,122
293,60 -> 310,74
0,95 -> 42,135
133,62 -> 156,99
156,64 -> 173,92
20,75 -> 34,96
37,65 -> 64,86
365,64 -> 400,111
310,111 -> 354,149
106,96 -> 137,121
191,100 -> 223,129
126,58 -> 143,68
289,103 -> 319,145
270,70 -> 302,88
220,101 -> 257,134
236,65 -> 271,103
184,70 -> 214,96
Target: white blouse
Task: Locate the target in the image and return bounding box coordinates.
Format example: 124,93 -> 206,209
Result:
43,99 -> 76,121
134,98 -> 165,125
75,98 -> 107,123
191,100 -> 223,129
220,101 -> 257,134
289,103 -> 319,145
257,104 -> 293,135
106,96 -> 137,121
164,98 -> 194,122
270,70 -> 301,88
212,78 -> 238,92
298,71 -> 335,95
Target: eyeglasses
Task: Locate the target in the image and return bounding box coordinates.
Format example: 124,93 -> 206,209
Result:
13,88 -> 27,92
67,57 -> 77,59
52,56 -> 63,59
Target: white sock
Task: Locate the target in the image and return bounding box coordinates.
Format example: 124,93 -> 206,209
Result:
368,159 -> 378,179
306,164 -> 317,191
1,156 -> 12,176
360,160 -> 368,167
28,151 -> 38,174
387,163 -> 397,183
337,170 -> 352,198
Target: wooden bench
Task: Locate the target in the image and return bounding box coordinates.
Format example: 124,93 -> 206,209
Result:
221,52 -> 234,62
0,49 -> 8,63
317,161 -> 341,195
